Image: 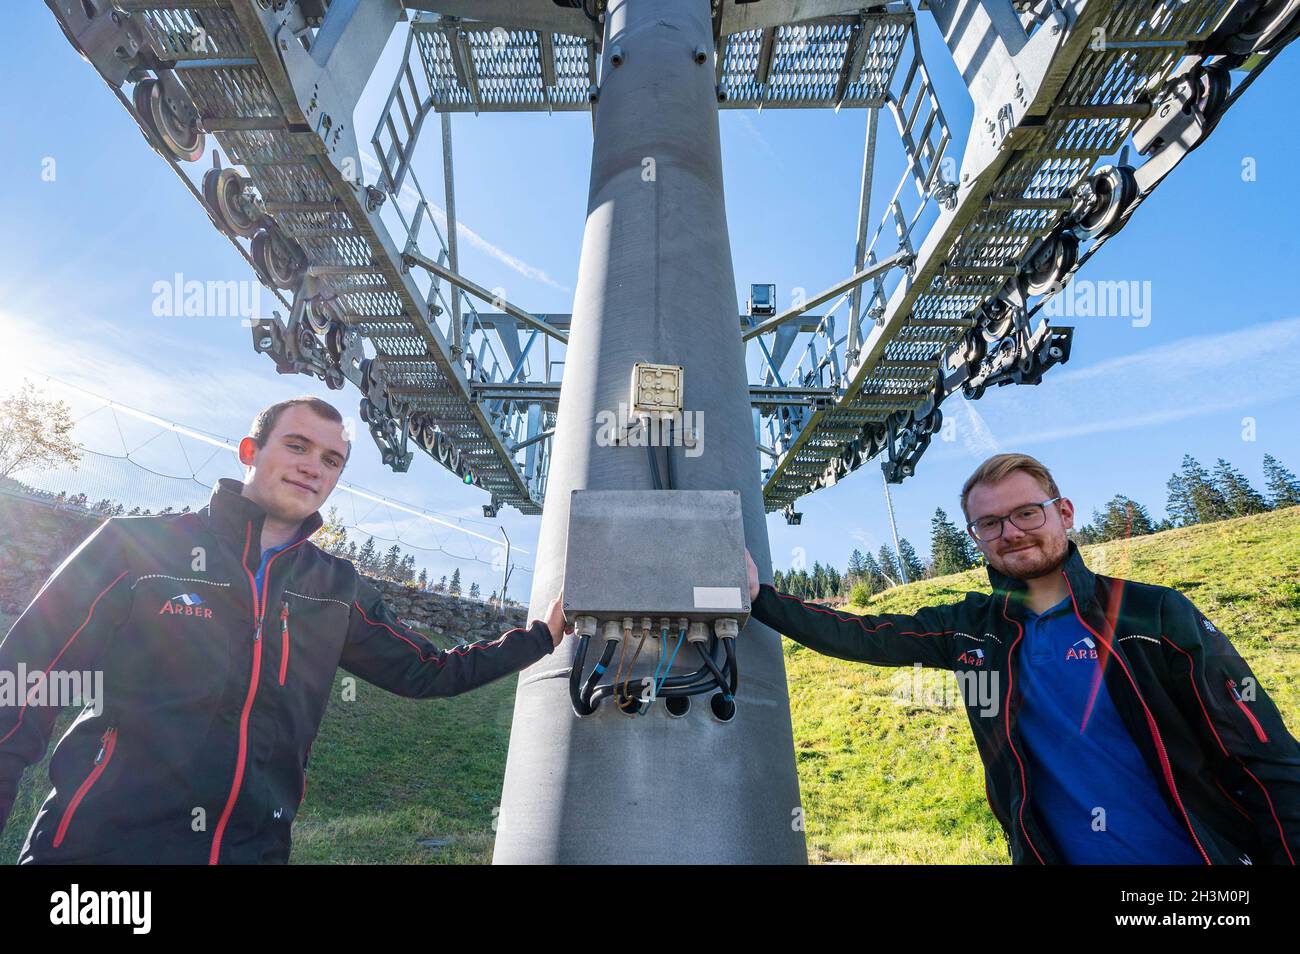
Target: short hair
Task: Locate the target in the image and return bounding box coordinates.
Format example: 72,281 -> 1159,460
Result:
248,396 -> 350,465
960,453 -> 1060,520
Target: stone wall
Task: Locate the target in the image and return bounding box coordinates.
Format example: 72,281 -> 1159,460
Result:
367,577 -> 528,645
0,494 -> 100,617
0,493 -> 526,641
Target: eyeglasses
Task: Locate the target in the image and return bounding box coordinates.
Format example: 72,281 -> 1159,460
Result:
966,497 -> 1062,543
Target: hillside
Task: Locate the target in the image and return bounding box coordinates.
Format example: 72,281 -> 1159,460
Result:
787,505 -> 1300,863
1,506 -> 1296,863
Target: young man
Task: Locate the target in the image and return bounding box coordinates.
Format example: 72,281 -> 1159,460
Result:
746,453 -> 1300,864
0,396 -> 570,864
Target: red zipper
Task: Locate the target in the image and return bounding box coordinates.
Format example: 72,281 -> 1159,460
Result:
52,727 -> 117,848
1227,679 -> 1269,743
1062,575 -> 1212,864
208,523 -> 307,865
279,600 -> 290,686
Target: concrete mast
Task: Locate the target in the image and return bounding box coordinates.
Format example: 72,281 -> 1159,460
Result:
493,0 -> 806,864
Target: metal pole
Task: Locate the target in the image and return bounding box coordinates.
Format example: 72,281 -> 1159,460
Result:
494,0 -> 806,864
440,110 -> 463,358
499,526 -> 511,612
882,470 -> 908,584
845,106 -> 878,376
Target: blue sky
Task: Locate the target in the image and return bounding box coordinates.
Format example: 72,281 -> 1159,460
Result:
4,6 -> 1299,595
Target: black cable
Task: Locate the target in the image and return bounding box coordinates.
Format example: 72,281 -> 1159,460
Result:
590,674 -> 721,708
588,634 -> 730,708
580,639 -> 620,710
723,637 -> 738,698
665,418 -> 675,490
645,422 -> 663,490
695,640 -> 730,695
568,634 -> 593,716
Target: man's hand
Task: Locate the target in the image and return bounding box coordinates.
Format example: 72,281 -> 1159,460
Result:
542,590 -> 574,648
745,548 -> 759,602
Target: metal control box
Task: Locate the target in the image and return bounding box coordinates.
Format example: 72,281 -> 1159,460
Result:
563,489 -> 750,626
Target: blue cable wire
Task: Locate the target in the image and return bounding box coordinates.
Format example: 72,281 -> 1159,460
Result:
652,628 -> 687,700
646,626 -> 668,704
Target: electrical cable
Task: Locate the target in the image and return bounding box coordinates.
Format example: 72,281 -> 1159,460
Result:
581,639 -> 619,710
644,422 -> 664,490
616,626 -> 649,713
649,628 -> 687,705
695,640 -> 731,699
665,417 -> 675,490
568,634 -> 593,716
723,637 -> 738,698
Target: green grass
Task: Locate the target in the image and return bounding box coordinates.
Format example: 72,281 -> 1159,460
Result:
287,672 -> 517,863
786,505 -> 1300,864
2,507 -> 1297,864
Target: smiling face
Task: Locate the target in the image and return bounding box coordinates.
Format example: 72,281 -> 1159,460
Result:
964,469 -> 1075,582
238,404 -> 349,525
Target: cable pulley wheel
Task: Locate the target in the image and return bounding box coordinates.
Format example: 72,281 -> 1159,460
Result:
1075,164 -> 1137,240
1221,0 -> 1300,54
202,168 -> 259,238
979,299 -> 1015,341
133,77 -> 204,163
306,296 -> 342,335
251,228 -> 306,290
325,320 -> 348,363
1021,233 -> 1079,297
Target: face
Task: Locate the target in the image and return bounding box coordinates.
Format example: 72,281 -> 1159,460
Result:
964,470 -> 1075,582
239,405 -> 349,524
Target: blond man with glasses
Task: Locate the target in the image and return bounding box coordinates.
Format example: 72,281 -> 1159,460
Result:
745,453 -> 1300,865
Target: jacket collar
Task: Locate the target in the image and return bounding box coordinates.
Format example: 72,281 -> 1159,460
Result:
985,539 -> 1097,616
207,477 -> 323,548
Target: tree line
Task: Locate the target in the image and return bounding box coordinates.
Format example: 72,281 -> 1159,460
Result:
774,453 -> 1300,606
0,477 -> 511,607
284,506 -> 508,604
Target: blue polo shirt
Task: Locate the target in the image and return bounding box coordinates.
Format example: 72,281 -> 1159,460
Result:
253,526 -> 310,600
1016,596 -> 1203,864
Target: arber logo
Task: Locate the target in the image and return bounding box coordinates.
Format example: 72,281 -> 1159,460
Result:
1065,635 -> 1097,661
956,649 -> 985,667
159,593 -> 213,619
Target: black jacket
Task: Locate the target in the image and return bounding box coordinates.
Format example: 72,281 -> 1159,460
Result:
751,542 -> 1300,864
0,478 -> 555,864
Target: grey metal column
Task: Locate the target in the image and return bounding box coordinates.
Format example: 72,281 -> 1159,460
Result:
493,0 -> 806,864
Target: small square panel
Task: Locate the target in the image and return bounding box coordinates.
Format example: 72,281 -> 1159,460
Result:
630,362 -> 683,414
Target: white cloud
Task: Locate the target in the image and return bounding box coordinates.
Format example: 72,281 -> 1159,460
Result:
958,398 -> 1002,457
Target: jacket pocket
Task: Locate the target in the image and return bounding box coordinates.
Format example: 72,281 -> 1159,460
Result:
52,727 -> 118,848
1226,678 -> 1269,743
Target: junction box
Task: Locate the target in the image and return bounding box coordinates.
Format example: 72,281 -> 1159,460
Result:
562,489 -> 750,630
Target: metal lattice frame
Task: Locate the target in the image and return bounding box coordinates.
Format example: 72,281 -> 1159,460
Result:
46,0 -> 1296,517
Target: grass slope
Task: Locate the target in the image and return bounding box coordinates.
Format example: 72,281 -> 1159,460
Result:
786,505 -> 1300,863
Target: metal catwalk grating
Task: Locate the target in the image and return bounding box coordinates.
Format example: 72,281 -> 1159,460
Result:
413,13 -> 909,112
53,0 -> 1274,517
759,0 -> 1247,511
